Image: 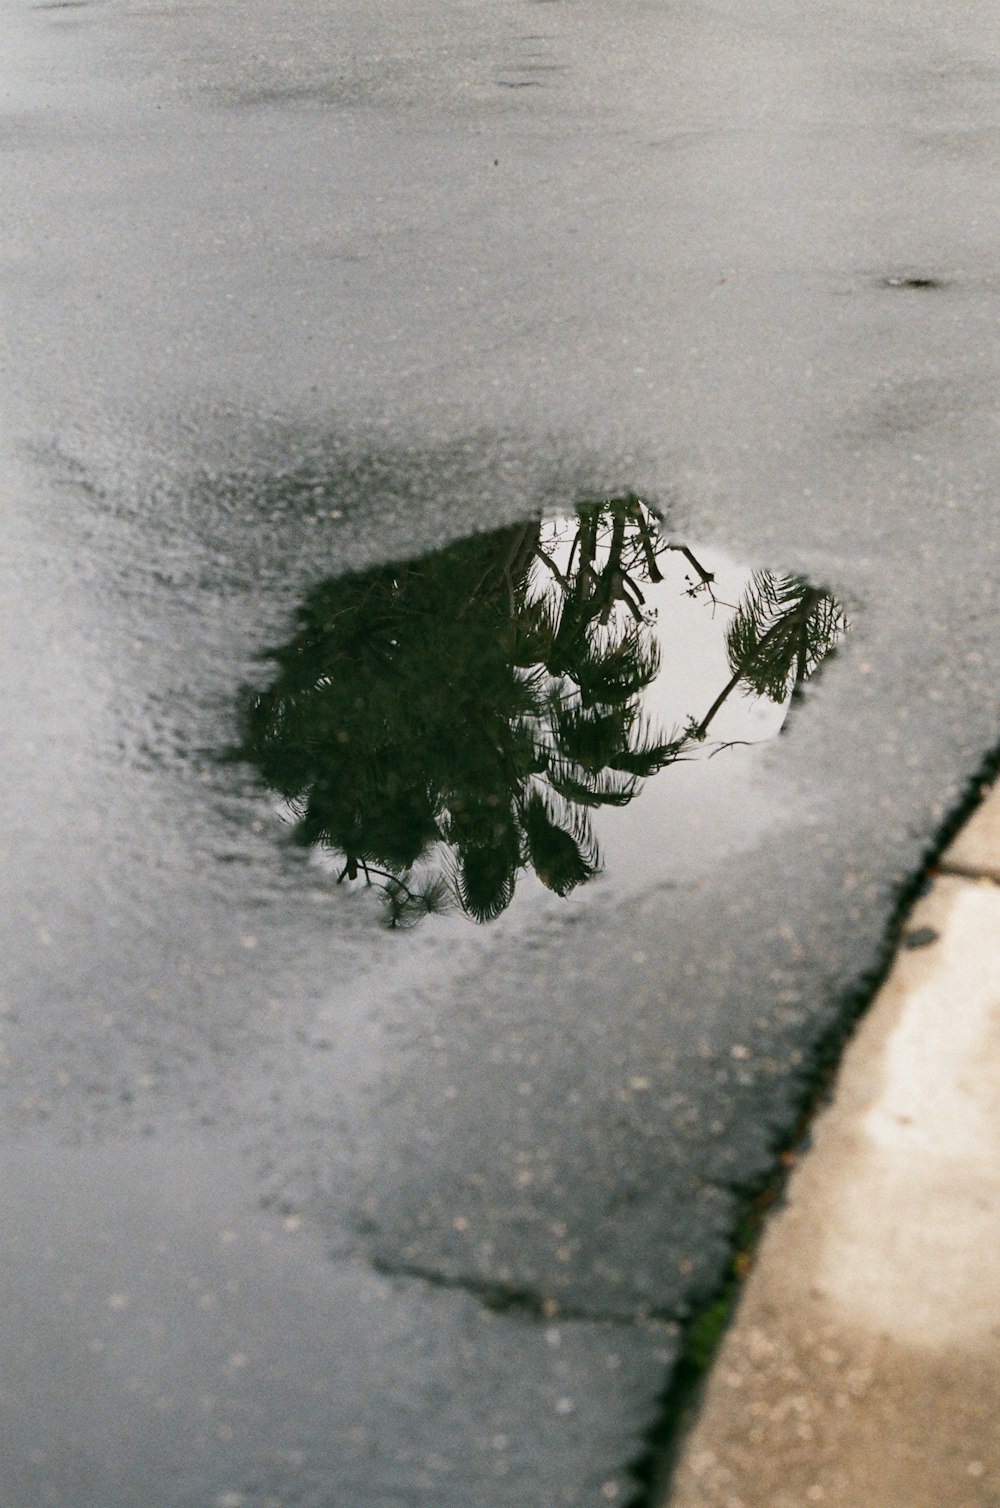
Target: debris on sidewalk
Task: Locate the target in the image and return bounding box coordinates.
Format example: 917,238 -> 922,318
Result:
942,782 -> 1000,884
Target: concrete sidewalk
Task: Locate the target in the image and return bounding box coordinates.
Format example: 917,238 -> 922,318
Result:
662,782 -> 1000,1507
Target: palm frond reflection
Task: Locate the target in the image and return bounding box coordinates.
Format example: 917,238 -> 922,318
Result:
241,498 -> 845,926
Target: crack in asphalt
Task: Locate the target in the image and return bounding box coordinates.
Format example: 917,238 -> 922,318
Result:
367,1254 -> 681,1331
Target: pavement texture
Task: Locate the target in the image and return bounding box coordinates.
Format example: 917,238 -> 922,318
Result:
664,781 -> 1000,1508
3,0 -> 1000,1503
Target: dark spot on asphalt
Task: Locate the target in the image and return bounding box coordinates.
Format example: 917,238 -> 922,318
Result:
879,275 -> 948,291
901,925 -> 939,949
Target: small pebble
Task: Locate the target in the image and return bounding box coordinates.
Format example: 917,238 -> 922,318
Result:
902,925 -> 938,950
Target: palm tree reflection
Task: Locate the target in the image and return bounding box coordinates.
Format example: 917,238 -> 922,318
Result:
242,498 -> 845,926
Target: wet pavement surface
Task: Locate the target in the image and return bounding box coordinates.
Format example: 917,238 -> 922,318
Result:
2,1 -> 999,1504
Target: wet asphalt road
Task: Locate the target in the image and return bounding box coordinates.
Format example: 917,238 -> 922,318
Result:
2,1 -> 999,1504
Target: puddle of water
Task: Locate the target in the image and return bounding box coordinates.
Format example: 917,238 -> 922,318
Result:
237,497 -> 845,931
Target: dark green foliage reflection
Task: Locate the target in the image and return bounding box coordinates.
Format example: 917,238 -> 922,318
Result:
241,499 -> 844,926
